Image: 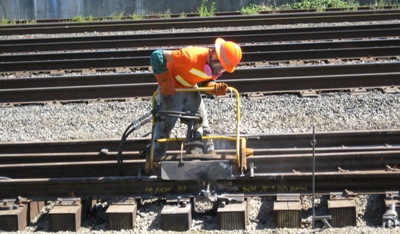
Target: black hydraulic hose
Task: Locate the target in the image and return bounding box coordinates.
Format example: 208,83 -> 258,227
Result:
117,110 -> 202,176
117,111 -> 153,176
117,122 -> 136,176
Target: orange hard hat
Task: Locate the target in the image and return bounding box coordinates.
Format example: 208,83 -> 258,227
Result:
215,38 -> 242,73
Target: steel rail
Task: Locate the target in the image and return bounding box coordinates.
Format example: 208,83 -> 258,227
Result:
248,150 -> 400,172
1,10 -> 399,35
2,38 -> 400,62
1,42 -> 399,72
0,171 -> 399,199
1,129 -> 399,199
1,23 -> 400,53
0,159 -> 145,178
1,62 -> 400,104
1,149 -> 400,178
1,129 -> 399,153
3,61 -> 400,89
1,130 -> 399,177
1,22 -> 399,47
2,146 -> 400,164
0,151 -> 140,164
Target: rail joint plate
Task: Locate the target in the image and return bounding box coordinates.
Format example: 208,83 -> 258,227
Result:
161,160 -> 232,180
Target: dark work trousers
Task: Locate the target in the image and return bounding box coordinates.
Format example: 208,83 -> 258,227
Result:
153,89 -> 214,159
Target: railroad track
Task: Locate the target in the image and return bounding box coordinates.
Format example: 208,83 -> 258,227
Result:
1,61 -> 399,104
1,38 -> 399,72
1,9 -> 399,35
1,129 -> 399,197
1,13 -> 399,104
1,130 -> 400,231
1,10 -> 400,232
1,23 -> 400,53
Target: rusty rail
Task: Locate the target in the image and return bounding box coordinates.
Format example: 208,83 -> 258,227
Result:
1,130 -> 399,199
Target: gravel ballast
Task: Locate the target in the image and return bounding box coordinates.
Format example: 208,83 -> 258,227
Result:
1,19 -> 400,234
1,90 -> 399,142
2,90 -> 400,233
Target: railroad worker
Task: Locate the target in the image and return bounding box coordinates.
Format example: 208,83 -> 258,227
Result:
149,37 -> 242,159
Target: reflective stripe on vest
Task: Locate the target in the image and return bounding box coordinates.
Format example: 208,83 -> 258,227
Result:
175,75 -> 192,87
175,68 -> 211,87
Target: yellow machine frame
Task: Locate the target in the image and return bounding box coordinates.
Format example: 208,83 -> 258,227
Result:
145,86 -> 247,174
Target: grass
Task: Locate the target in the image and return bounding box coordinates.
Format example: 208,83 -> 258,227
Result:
240,4 -> 274,14
71,15 -> 94,22
197,0 -> 216,17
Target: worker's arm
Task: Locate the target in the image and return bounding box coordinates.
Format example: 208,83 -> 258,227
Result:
163,50 -> 173,63
150,49 -> 175,95
150,49 -> 173,74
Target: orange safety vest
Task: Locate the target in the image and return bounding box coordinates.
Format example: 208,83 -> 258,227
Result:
167,47 -> 213,88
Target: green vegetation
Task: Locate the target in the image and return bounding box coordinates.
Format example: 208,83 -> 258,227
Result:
71,15 -> 94,22
180,12 -> 188,18
25,19 -> 37,24
162,9 -> 172,18
0,18 -> 36,25
0,18 -> 16,25
372,0 -> 400,9
128,13 -> 143,20
240,4 -> 274,14
290,0 -> 359,11
238,0 -> 400,13
197,0 -> 216,17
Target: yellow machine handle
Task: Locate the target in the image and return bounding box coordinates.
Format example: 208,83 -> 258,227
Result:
146,87 -> 241,173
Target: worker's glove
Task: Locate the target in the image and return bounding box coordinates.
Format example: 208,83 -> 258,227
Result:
154,71 -> 176,95
206,82 -> 228,96
150,49 -> 167,74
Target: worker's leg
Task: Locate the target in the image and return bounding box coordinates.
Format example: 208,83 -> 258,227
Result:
201,105 -> 215,154
199,98 -> 215,154
183,92 -> 215,154
153,92 -> 183,160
